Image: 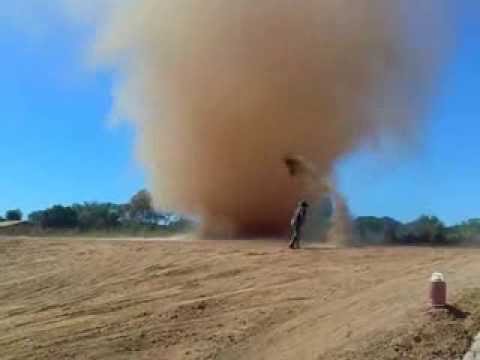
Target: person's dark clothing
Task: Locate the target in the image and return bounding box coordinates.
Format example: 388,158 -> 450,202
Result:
289,202 -> 308,249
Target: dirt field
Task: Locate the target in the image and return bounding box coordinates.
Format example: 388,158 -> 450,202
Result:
1,237 -> 480,360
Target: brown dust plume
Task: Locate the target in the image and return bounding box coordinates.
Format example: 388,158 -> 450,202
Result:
91,1 -> 451,237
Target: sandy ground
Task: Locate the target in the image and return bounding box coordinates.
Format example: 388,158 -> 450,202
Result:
1,237 -> 480,360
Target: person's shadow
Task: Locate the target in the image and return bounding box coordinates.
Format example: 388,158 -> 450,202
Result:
444,304 -> 470,319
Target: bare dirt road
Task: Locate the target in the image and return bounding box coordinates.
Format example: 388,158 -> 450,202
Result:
1,237 -> 480,360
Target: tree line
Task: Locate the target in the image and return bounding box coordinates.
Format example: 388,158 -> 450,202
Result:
354,215 -> 480,245
0,190 -> 192,233
2,194 -> 480,243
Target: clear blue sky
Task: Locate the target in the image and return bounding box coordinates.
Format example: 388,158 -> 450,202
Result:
0,10 -> 145,217
0,4 -> 479,225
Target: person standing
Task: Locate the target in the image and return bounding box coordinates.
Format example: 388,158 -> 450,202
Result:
289,200 -> 309,249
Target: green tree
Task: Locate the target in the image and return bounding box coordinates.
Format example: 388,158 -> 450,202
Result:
446,218 -> 480,243
5,209 -> 22,221
28,211 -> 44,226
129,189 -> 154,223
74,202 -> 120,230
40,206 -> 78,228
403,215 -> 446,245
354,216 -> 401,243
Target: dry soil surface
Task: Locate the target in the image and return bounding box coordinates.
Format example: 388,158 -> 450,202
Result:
1,237 -> 480,360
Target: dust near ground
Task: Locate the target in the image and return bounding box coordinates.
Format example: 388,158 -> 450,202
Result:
2,237 -> 480,360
